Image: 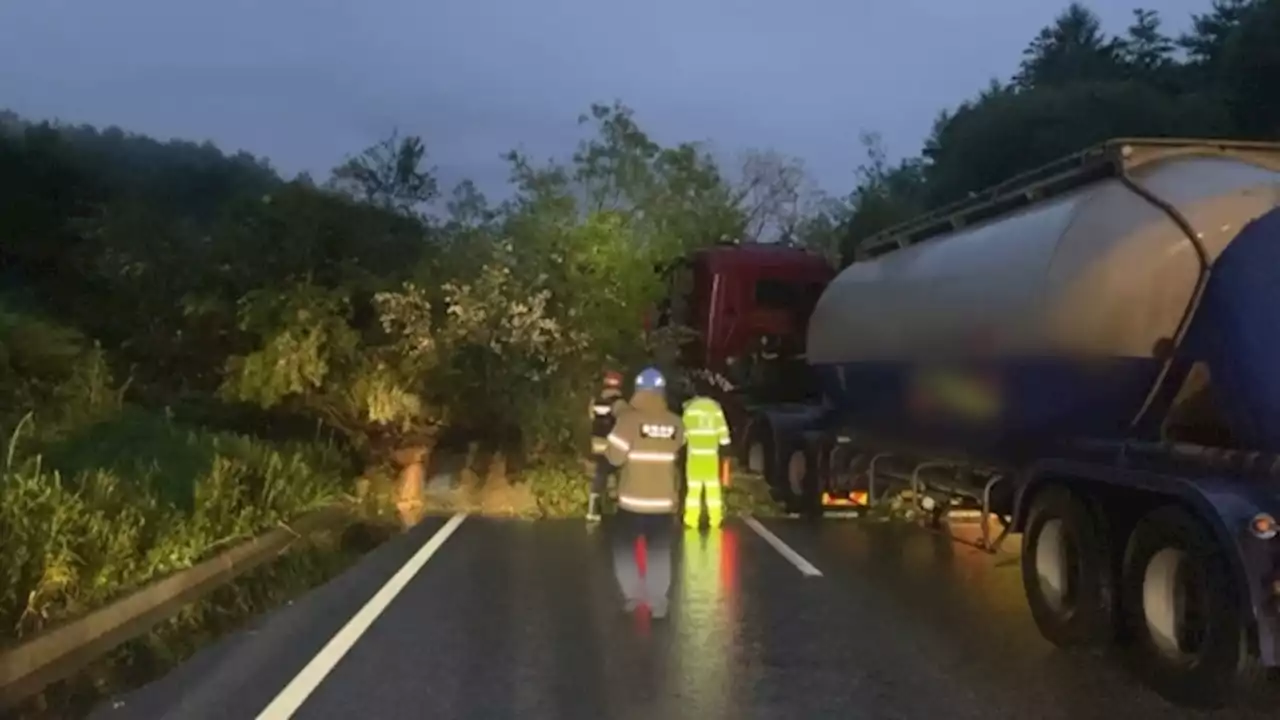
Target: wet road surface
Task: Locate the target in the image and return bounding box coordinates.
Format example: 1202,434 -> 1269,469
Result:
92,515 -> 1277,719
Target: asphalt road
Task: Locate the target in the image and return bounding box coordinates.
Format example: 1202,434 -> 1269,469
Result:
91,514 -> 1277,720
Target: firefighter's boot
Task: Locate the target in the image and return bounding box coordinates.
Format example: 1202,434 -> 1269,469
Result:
683,509 -> 702,529
701,504 -> 721,527
586,493 -> 602,523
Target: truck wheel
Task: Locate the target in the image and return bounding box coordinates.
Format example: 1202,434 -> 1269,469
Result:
781,435 -> 825,519
1119,506 -> 1258,709
750,421 -> 788,503
745,427 -> 768,476
777,437 -> 806,514
1020,485 -> 1115,649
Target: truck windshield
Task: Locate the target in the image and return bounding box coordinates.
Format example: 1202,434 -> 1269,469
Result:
754,279 -> 823,310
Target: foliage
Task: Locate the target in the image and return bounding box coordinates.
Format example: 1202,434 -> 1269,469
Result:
569,102 -> 746,257
839,0 -> 1280,258
525,460 -> 593,518
328,130 -> 439,216
0,301 -> 126,459
0,412 -> 346,642
724,466 -> 786,518
1,94 -> 830,485
0,297 -> 347,644
212,101 -> 763,463
0,90 -> 792,609
10,519 -> 394,720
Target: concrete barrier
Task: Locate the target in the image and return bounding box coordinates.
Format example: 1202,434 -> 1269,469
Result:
0,506 -> 351,710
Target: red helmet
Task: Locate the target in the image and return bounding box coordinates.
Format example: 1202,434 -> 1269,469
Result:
603,370 -> 623,388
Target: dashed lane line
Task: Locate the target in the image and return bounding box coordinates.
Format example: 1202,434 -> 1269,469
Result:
255,511 -> 469,719
742,515 -> 824,577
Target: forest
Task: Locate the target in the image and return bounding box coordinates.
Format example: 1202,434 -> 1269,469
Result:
1,0 -> 1277,641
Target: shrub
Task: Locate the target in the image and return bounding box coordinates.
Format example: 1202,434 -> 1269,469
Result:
524,459 -> 591,519
724,465 -> 786,518
0,412 -> 347,642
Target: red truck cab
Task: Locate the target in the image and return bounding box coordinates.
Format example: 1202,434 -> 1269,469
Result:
652,240 -> 835,413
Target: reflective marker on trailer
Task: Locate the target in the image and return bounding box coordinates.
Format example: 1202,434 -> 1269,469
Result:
821,491 -> 870,507
1249,512 -> 1277,540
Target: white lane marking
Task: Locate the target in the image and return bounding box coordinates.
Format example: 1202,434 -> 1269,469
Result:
255,512 -> 469,719
742,515 -> 824,577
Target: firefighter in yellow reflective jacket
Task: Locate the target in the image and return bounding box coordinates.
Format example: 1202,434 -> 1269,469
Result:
681,395 -> 731,529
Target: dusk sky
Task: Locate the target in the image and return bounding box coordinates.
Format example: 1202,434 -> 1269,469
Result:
0,0 -> 1211,199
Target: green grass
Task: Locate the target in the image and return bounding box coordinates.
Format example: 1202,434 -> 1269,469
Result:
0,407 -> 350,643
10,519 -> 397,720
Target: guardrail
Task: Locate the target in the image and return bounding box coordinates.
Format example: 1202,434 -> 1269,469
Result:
0,505 -> 351,711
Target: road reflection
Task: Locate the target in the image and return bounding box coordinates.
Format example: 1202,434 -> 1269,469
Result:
669,527 -> 742,714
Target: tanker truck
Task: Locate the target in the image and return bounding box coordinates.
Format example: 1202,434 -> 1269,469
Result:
660,138 -> 1280,707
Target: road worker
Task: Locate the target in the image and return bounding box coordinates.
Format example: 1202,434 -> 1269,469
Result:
587,370 -> 629,523
604,366 -> 684,619
681,395 -> 732,529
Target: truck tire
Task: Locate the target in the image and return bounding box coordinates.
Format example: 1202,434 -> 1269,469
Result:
749,419 -> 789,504
1020,485 -> 1116,649
773,432 -> 805,514
780,434 -> 826,519
743,420 -> 770,476
1119,505 -> 1259,709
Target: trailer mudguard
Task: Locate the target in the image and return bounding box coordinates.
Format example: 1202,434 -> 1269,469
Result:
1013,459 -> 1280,666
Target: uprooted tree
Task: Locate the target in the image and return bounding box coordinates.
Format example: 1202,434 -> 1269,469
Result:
223,104 -> 745,472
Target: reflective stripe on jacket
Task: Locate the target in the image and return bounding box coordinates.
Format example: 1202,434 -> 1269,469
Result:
682,396 -> 730,477
605,389 -> 684,514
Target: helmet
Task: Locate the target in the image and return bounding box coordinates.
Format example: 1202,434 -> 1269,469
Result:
635,367 -> 666,392
603,370 -> 623,388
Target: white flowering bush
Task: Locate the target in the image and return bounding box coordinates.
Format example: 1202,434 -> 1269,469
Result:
437,261 -> 585,381
401,239 -> 596,454
372,281 -> 435,360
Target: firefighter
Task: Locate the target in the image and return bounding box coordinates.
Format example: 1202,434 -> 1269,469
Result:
681,395 -> 732,529
587,370 -> 629,523
604,366 -> 684,619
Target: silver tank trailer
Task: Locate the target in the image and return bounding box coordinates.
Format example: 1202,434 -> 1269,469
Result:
807,141 -> 1280,452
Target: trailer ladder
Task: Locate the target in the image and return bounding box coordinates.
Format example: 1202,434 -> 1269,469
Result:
854,137 -> 1280,261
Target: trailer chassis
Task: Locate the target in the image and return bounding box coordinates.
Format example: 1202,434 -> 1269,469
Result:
747,410 -> 1280,707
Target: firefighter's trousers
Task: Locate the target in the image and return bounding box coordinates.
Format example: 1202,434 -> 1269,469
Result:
591,454 -> 614,495
683,451 -> 723,528
612,510 -> 673,612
